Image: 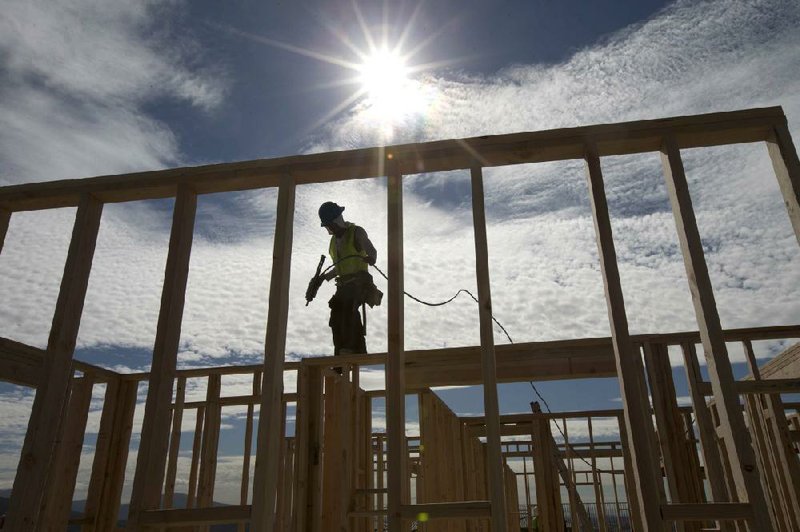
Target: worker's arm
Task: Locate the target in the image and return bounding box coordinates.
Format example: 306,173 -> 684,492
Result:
323,269 -> 336,282
354,226 -> 377,265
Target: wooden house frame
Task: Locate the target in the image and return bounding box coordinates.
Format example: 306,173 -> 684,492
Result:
0,106 -> 799,531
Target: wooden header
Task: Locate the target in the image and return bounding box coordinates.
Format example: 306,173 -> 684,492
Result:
0,106 -> 786,212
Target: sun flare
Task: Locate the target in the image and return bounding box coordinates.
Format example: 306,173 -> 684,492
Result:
357,48 -> 431,123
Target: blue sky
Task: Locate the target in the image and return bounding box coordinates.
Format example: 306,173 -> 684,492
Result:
1,0 -> 799,506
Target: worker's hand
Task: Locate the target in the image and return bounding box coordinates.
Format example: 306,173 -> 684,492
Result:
362,256 -> 375,265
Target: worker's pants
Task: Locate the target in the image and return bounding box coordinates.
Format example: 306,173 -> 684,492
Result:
328,273 -> 369,356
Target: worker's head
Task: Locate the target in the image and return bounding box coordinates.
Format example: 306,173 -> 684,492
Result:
319,201 -> 346,234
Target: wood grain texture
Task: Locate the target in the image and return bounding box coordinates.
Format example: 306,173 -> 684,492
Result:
6,193 -> 103,531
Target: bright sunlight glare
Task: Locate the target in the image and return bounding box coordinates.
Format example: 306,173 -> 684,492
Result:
357,48 -> 432,123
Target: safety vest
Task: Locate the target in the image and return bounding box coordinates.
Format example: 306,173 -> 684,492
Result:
329,223 -> 368,277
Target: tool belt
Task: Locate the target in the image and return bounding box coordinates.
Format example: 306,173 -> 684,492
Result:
335,271 -> 383,307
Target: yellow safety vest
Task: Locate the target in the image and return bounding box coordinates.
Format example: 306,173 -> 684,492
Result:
329,223 -> 368,277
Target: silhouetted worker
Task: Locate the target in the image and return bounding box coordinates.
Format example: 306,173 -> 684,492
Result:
318,201 -> 381,355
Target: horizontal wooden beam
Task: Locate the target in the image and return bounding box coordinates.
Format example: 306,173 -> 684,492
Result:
4,322 -> 796,389
696,378 -> 800,396
0,336 -> 120,386
138,505 -> 251,526
0,337 -> 43,387
182,392 -> 297,409
503,449 -> 623,459
660,503 -> 752,521
0,107 -> 785,212
400,501 -> 492,519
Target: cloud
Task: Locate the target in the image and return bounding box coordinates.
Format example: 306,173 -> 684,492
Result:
2,0 -> 800,503
0,0 -> 226,184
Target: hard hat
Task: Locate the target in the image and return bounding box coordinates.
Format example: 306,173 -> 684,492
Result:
318,201 -> 345,226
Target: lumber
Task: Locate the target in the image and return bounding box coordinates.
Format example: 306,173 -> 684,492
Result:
660,503 -> 752,521
6,193 -> 103,531
644,342 -> 705,532
585,141 -> 666,531
680,342 -> 734,532
197,374 -> 222,511
0,107 -> 785,212
400,501 -> 491,519
0,336 -> 43,387
251,174 -> 296,532
0,208 -> 8,253
742,340 -> 800,529
766,122 -> 800,244
83,379 -> 139,532
530,403 -> 565,531
239,370 -> 260,512
163,376 -> 186,508
661,135 -> 774,531
386,160 -> 408,531
470,165 -> 508,532
40,375 -> 95,530
128,184 -> 197,529
139,505 -> 251,526
187,405 -> 205,509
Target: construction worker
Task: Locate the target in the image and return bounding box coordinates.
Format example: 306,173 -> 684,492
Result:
318,201 -> 381,355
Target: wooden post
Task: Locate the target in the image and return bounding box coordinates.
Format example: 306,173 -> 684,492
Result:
521,454 -> 533,530
530,404 -> 564,532
765,122 -> 800,245
251,175 -> 296,532
587,417 -> 608,532
239,370 -> 261,529
660,136 -> 774,531
40,375 -> 95,530
562,416 -> 578,528
128,184 -> 197,528
584,142 -> 666,531
643,342 -> 705,531
197,374 -> 222,511
470,165 -> 509,532
0,208 -> 9,254
608,441 -> 622,530
386,160 -> 408,532
187,405 -> 206,509
292,366 -> 324,532
681,342 -> 735,532
164,376 -> 187,508
743,340 -> 800,529
83,379 -> 139,532
6,193 -> 103,531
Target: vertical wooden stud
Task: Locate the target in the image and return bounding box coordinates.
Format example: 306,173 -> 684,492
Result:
386,160 -> 408,532
163,376 -> 187,508
470,165 -> 509,532
241,370 -> 261,510
251,175 -> 296,532
128,185 -> 196,528
587,417 -> 608,532
643,342 -> 705,530
661,136 -> 774,531
765,122 -> 800,245
187,405 -> 206,509
197,374 -> 222,511
7,193 -> 103,531
743,340 -> 800,529
40,375 -> 96,530
530,405 -> 564,531
0,208 -> 9,254
681,342 -> 734,532
83,379 -> 139,532
584,142 -> 666,531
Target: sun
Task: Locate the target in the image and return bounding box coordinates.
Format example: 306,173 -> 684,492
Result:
357,48 -> 431,123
